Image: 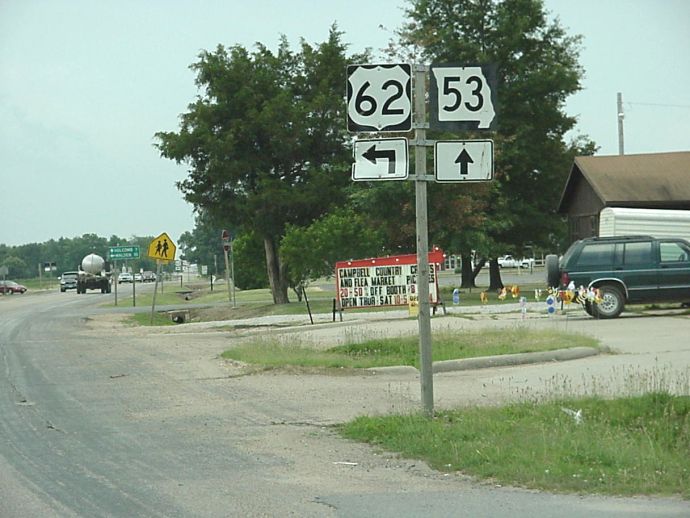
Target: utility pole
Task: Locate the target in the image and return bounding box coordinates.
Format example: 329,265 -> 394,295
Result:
617,92 -> 625,155
413,64 -> 434,417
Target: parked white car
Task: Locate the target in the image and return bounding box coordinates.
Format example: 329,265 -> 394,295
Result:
498,255 -> 535,268
498,255 -> 520,268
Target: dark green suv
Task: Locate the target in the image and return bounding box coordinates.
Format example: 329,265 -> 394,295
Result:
546,235 -> 690,318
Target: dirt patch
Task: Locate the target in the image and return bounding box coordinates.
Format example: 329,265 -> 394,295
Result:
81,312 -> 171,337
83,312 -> 132,330
189,305 -> 238,322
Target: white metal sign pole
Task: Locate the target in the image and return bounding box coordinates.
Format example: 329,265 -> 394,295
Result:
414,64 -> 434,416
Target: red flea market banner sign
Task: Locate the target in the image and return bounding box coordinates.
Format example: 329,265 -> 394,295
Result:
335,250 -> 445,309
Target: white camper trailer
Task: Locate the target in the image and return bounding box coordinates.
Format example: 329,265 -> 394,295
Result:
599,207 -> 690,241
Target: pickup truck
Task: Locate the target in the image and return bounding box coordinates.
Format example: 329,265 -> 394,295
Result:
498,255 -> 534,268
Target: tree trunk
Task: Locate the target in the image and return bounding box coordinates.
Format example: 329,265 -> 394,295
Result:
292,284 -> 304,302
471,257 -> 487,286
264,236 -> 289,304
488,258 -> 504,291
460,254 -> 476,288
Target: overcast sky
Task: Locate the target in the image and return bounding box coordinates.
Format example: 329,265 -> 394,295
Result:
1,0 -> 689,247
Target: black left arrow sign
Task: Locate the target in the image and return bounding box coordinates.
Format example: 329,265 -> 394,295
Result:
363,145 -> 396,175
455,148 -> 474,175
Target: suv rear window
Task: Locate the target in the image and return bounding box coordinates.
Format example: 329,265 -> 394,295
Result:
576,243 -> 615,266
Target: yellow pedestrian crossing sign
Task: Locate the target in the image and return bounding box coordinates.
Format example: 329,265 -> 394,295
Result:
148,232 -> 176,262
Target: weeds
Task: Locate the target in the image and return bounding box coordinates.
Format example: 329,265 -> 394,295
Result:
340,392 -> 690,497
221,329 -> 599,370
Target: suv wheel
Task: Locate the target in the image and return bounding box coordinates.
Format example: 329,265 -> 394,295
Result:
593,285 -> 625,319
545,254 -> 560,287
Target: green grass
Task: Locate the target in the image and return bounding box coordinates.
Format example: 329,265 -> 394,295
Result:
110,276 -> 553,321
202,299 -> 335,317
114,289 -> 189,306
339,392 -> 690,498
111,283 -> 334,310
129,312 -> 176,326
438,283 -> 546,306
221,329 -> 599,370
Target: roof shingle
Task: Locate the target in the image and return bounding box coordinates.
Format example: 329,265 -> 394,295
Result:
558,151 -> 690,212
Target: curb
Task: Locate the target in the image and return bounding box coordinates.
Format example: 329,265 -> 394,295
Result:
366,366 -> 420,376
434,346 -> 601,373
366,347 -> 601,376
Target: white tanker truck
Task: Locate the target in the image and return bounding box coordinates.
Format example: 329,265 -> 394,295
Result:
77,253 -> 112,294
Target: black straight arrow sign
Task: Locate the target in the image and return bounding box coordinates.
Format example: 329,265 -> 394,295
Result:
363,144 -> 396,175
455,148 -> 474,175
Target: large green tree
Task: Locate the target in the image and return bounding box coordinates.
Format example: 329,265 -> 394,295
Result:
155,29 -> 357,304
1,256 -> 27,278
0,233 -> 153,278
402,0 -> 596,288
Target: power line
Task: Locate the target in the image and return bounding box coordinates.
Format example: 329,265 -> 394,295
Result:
626,101 -> 690,109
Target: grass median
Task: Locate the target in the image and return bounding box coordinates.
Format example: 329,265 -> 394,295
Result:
221,328 -> 599,370
339,392 -> 690,498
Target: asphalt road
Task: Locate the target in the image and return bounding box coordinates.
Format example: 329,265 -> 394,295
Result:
1,291 -> 689,517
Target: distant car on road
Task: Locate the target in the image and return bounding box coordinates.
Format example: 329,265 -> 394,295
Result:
134,273 -> 143,282
118,272 -> 133,284
142,271 -> 156,282
0,280 -> 28,294
59,271 -> 79,292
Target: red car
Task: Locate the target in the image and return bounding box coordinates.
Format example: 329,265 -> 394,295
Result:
0,280 -> 28,294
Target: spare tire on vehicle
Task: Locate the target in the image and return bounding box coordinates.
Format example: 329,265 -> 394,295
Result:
545,254 -> 560,287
